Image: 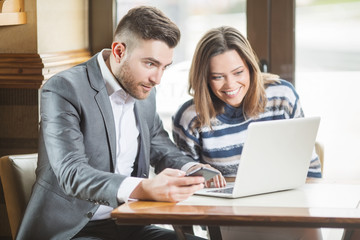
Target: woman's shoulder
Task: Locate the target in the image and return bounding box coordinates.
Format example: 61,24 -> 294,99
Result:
266,79 -> 294,88
265,79 -> 299,99
172,99 -> 198,127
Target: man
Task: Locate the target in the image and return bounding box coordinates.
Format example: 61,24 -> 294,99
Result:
17,6 -> 224,240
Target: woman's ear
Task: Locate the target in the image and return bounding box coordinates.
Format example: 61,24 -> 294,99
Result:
111,42 -> 126,63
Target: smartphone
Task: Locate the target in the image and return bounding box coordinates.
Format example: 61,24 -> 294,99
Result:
185,167 -> 219,181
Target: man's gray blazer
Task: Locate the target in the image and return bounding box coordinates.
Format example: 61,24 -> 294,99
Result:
16,54 -> 195,240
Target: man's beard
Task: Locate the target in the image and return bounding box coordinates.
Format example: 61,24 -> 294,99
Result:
114,60 -> 151,100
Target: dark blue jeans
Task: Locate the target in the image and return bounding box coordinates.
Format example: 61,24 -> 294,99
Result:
72,219 -> 205,240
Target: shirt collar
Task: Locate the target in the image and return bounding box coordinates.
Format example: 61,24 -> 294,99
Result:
97,49 -> 135,105
223,103 -> 244,118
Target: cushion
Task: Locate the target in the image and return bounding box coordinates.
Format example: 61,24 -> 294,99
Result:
9,154 -> 37,204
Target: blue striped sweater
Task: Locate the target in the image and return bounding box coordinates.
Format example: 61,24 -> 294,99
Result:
172,80 -> 322,178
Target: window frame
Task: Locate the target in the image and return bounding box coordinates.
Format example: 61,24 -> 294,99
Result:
247,0 -> 295,85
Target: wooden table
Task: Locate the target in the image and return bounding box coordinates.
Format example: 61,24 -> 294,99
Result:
111,179 -> 360,239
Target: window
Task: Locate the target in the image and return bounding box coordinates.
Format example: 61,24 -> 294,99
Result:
116,0 -> 247,133
115,0 -> 360,181
295,0 -> 360,179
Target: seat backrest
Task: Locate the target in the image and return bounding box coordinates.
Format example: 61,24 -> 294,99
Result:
315,141 -> 324,174
0,153 -> 37,239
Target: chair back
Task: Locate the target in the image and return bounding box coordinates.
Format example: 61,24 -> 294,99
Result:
315,141 -> 324,174
0,153 -> 37,239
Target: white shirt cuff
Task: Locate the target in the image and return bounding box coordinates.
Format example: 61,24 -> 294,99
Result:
117,177 -> 143,203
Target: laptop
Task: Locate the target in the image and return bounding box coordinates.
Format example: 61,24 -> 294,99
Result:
194,116 -> 321,198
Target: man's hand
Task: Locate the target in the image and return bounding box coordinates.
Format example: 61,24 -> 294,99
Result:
130,168 -> 205,202
187,164 -> 226,188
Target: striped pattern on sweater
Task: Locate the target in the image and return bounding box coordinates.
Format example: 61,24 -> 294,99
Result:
172,80 -> 322,178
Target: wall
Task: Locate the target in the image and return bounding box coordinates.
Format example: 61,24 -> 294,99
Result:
0,0 -> 37,53
37,0 -> 88,53
0,0 -> 90,237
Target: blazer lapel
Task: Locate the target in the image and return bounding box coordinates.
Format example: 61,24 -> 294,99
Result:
86,54 -> 117,170
134,102 -> 150,178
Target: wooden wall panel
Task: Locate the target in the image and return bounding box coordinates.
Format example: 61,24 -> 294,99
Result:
0,88 -> 38,157
0,54 -> 43,89
0,49 -> 91,88
247,0 -> 270,72
270,0 -> 295,83
247,0 -> 295,84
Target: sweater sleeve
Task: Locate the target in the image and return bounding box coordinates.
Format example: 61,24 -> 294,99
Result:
172,100 -> 202,163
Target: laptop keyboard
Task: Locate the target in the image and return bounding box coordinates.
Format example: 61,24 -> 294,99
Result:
208,187 -> 234,194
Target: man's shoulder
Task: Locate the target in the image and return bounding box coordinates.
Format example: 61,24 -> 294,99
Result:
44,64 -> 86,87
42,57 -> 102,94
44,54 -> 98,86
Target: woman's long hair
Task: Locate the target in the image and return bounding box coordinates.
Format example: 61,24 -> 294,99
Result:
188,26 -> 279,129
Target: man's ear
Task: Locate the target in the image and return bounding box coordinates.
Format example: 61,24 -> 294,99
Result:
111,42 -> 126,63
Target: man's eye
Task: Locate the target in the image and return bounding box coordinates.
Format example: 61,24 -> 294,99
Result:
146,62 -> 154,67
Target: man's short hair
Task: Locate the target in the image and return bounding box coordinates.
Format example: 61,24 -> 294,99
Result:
114,6 -> 181,49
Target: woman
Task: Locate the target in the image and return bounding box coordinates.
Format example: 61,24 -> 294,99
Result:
172,26 -> 322,239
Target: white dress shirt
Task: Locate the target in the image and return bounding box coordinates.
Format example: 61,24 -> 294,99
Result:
92,49 -> 143,220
